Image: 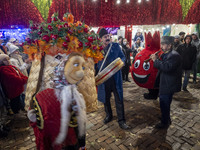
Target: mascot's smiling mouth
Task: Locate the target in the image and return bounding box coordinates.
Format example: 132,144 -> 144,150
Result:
132,72 -> 150,84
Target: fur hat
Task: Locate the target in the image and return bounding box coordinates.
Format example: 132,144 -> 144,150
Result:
6,42 -> 19,54
9,38 -> 17,43
161,36 -> 174,45
99,28 -> 108,38
0,54 -> 9,64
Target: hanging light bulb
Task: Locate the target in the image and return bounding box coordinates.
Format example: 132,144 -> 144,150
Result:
138,0 -> 142,3
116,0 -> 120,4
126,0 -> 130,3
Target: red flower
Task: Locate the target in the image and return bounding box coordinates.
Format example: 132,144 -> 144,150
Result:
84,28 -> 88,33
62,42 -> 68,48
65,36 -> 70,42
48,25 -> 53,31
42,35 -> 50,42
51,34 -> 58,40
88,36 -> 93,42
78,42 -> 83,48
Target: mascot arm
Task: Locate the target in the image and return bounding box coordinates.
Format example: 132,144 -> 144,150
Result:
154,55 -> 181,73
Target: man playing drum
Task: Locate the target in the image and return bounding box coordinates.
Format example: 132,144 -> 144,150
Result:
95,28 -> 130,130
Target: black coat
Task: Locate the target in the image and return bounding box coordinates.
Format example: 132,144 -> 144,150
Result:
122,47 -> 132,66
154,50 -> 182,95
177,43 -> 197,70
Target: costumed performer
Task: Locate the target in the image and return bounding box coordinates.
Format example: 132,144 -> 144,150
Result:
95,28 -> 130,130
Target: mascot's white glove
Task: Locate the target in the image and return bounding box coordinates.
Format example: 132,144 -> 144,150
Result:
27,109 -> 37,122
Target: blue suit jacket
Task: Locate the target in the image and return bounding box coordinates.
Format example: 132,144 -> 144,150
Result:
96,42 -> 125,103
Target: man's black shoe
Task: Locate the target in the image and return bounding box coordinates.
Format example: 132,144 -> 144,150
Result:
103,116 -> 112,124
182,87 -> 189,92
126,79 -> 131,82
119,122 -> 131,130
155,123 -> 169,129
144,93 -> 157,100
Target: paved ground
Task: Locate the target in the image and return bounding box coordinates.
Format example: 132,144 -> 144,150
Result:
0,77 -> 200,150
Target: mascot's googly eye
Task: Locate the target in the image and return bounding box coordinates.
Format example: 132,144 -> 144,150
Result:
73,63 -> 79,67
82,66 -> 85,70
134,60 -> 140,69
143,62 -> 150,71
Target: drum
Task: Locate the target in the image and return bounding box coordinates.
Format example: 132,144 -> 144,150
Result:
95,57 -> 124,86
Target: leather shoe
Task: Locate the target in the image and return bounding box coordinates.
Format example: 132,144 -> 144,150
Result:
103,116 -> 112,124
144,93 -> 157,100
155,122 -> 169,129
182,87 -> 189,92
126,79 -> 131,82
119,122 -> 131,130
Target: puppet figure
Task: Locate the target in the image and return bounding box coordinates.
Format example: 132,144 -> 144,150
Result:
27,52 -> 87,150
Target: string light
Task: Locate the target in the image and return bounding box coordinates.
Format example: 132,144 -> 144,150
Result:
0,28 -> 29,42
116,0 -> 120,4
126,0 -> 130,3
138,0 -> 142,3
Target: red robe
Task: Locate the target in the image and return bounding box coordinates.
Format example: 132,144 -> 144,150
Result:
30,88 -> 78,150
0,65 -> 27,99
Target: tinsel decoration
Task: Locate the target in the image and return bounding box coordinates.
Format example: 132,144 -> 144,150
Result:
183,0 -> 200,24
31,0 -> 53,21
179,0 -> 195,20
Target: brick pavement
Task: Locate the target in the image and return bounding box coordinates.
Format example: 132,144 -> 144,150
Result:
0,77 -> 200,150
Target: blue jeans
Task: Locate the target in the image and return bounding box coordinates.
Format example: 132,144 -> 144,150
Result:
159,94 -> 173,124
183,70 -> 191,89
193,59 -> 199,82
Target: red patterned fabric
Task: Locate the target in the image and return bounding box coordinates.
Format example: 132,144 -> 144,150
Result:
48,0 -> 182,26
131,32 -> 163,89
0,65 -> 27,99
31,88 -> 77,150
0,0 -> 43,28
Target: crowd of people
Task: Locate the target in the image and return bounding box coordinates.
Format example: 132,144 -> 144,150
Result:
0,29 -> 200,141
0,38 -> 30,137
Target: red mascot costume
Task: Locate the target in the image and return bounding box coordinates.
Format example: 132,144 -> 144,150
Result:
131,31 -> 163,99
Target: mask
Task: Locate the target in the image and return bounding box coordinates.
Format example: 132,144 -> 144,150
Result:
123,42 -> 127,45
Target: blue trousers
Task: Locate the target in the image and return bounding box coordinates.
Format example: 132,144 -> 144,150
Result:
159,94 -> 173,124
183,70 -> 191,89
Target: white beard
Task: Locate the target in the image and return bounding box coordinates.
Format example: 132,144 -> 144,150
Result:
54,85 -> 87,145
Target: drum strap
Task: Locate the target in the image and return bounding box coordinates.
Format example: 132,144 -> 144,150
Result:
98,43 -> 112,74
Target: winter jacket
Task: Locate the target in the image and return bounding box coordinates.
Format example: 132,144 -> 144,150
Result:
177,43 -> 197,70
0,65 -> 28,99
154,50 -> 182,95
10,54 -> 29,76
96,43 -> 125,103
191,39 -> 200,59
